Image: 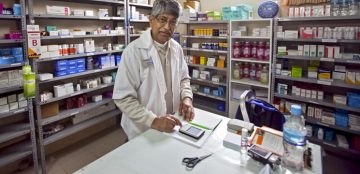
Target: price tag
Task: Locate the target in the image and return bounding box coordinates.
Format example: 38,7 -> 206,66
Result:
320,58 -> 334,62
317,80 -> 332,85
99,17 -> 110,20
322,39 -> 337,43
11,63 -> 21,66
86,53 -> 95,56
60,35 -> 73,38
347,60 -> 360,64
111,17 -> 123,20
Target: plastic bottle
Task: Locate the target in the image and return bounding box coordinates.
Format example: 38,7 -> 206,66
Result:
260,66 -> 269,84
243,62 -> 250,78
240,128 -> 248,154
239,63 -> 244,79
249,63 -> 256,80
233,41 -> 241,58
239,41 -> 244,57
233,63 -> 240,80
264,42 -> 270,61
251,41 -> 257,58
257,42 -> 265,60
282,105 -> 307,172
243,42 -> 251,58
256,64 -> 262,81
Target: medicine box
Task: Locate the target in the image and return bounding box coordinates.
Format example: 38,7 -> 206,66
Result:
310,45 -> 317,57
314,108 -> 322,120
333,95 -> 347,105
9,102 -> 18,110
8,94 -> 17,103
291,66 -> 302,78
17,93 -> 25,101
0,97 -> 7,105
0,104 -> 9,113
333,71 -> 346,81
307,106 -> 314,118
303,45 -> 310,56
18,100 -> 27,108
46,6 -> 71,16
92,95 -> 103,102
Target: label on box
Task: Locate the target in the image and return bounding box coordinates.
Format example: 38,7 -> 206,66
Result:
27,31 -> 41,58
99,17 -> 111,20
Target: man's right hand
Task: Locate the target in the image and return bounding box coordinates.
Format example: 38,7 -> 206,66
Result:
151,115 -> 182,133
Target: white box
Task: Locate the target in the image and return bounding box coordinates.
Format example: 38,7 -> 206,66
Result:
333,71 -> 346,81
85,10 -> 94,16
301,89 -> 306,98
315,108 -> 322,120
49,30 -> 59,36
287,50 -> 298,56
72,9 -> 85,16
0,104 -> 9,113
41,46 -> 48,53
295,87 -> 301,96
289,7 -> 294,18
284,30 -> 299,38
346,71 -> 356,84
333,95 -> 347,105
46,6 -> 71,16
318,91 -> 324,100
92,95 -> 103,102
0,71 -> 9,88
304,45 -> 310,56
64,83 -> 74,94
307,106 -> 315,118
40,52 -> 50,59
317,27 -> 324,38
310,45 -> 317,57
49,51 -> 60,57
356,72 -> 360,85
17,93 -> 25,101
59,29 -> 70,36
47,45 -> 59,52
8,94 -> 17,103
334,47 -> 341,58
38,73 -> 54,81
192,69 -> 199,78
298,45 -> 304,56
54,85 -> 66,97
317,45 -> 325,57
27,25 -> 39,32
335,65 -> 346,72
326,46 -> 334,58
295,7 -> 300,17
306,90 -> 311,98
18,100 -> 27,108
311,90 -> 317,99
9,102 -> 18,110
0,97 -> 7,105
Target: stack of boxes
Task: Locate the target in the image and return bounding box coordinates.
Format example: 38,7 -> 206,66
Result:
55,58 -> 85,77
98,55 -> 116,69
0,47 -> 23,65
0,70 -> 22,88
222,5 -> 253,20
0,93 -> 27,113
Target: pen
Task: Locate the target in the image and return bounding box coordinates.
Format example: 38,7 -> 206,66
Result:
189,122 -> 211,130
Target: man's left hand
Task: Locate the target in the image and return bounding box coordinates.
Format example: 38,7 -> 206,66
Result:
179,97 -> 195,122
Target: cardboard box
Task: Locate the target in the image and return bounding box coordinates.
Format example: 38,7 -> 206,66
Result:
315,108 -> 322,120
333,71 -> 346,81
41,102 -> 59,118
0,97 -> 7,105
46,6 -> 71,16
334,95 -> 347,105
318,91 -> 324,100
298,45 -> 304,56
0,104 -> 9,113
18,100 -> 27,108
334,47 -> 341,58
304,45 -> 310,56
307,106 -> 315,118
9,102 -> 18,110
85,10 -> 94,16
310,45 -> 317,57
346,71 -> 356,84
17,93 -> 25,101
311,90 -> 317,99
8,94 -> 17,103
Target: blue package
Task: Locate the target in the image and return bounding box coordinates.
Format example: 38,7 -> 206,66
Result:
212,90 -> 219,96
14,55 -> 23,63
11,47 -> 23,56
56,60 -> 68,67
99,56 -> 107,69
68,65 -> 77,70
347,93 -> 360,109
76,58 -> 85,64
13,4 -> 22,16
0,56 -> 15,64
218,86 -> 225,96
55,71 -> 68,77
56,65 -> 68,72
68,60 -> 77,66
203,87 -> 211,94
77,63 -> 85,69
77,68 -> 86,73
335,110 -> 348,128
324,129 -> 334,142
67,69 -> 77,75
0,48 -> 12,56
115,55 -> 121,66
110,55 -> 115,67
216,102 -> 225,111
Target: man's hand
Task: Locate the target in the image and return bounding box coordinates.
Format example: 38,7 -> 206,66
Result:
179,97 -> 195,122
151,115 -> 182,132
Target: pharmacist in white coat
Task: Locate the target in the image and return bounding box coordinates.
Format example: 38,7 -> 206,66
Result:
113,0 -> 194,140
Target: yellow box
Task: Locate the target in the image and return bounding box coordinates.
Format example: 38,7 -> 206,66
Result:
217,59 -> 225,68
318,72 -> 331,79
200,56 -> 207,65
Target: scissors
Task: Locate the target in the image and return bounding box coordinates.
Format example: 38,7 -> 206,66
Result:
182,153 -> 212,169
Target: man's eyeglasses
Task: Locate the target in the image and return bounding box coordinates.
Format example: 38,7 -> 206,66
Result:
155,16 -> 178,27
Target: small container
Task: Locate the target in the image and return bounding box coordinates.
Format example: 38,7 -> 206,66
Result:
62,44 -> 69,56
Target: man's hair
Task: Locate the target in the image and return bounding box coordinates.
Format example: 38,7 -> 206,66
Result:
151,0 -> 182,18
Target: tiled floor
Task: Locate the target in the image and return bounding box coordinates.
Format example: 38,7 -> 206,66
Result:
16,127 -> 127,174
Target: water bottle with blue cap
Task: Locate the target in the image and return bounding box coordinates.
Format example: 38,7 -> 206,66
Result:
281,105 -> 307,172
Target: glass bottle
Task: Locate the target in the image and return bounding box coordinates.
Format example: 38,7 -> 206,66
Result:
243,42 -> 251,58
233,41 -> 241,58
260,66 -> 269,84
243,62 -> 250,78
239,63 -> 244,79
249,63 -> 256,80
256,64 -> 262,81
251,41 -> 257,58
257,42 -> 265,60
233,63 -> 240,80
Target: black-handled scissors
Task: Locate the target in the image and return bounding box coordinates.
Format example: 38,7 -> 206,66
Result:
182,153 -> 212,169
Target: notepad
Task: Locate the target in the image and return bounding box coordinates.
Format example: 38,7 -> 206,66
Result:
174,110 -> 222,130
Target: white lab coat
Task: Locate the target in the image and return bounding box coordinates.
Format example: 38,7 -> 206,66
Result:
113,29 -> 191,139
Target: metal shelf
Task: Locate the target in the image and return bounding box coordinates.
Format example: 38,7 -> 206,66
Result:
0,15 -> 22,20
191,78 -> 227,87
182,47 -> 228,54
43,109 -> 120,146
35,50 -> 123,62
38,67 -> 118,84
275,75 -> 360,90
0,124 -> 30,144
274,93 -> 360,113
39,83 -> 114,105
187,64 -> 227,71
277,38 -> 360,44
41,34 -> 125,40
33,14 -> 125,21
276,55 -> 360,64
42,98 -> 114,126
231,79 -> 269,88
128,2 -> 152,8
231,36 -> 270,40
0,85 -> 23,94
0,39 -> 24,44
278,16 -> 360,22
129,19 -> 149,22
179,21 -> 228,24
305,117 -> 360,136
193,91 -> 226,101
182,35 -> 228,39
307,137 -> 360,158
50,0 -> 124,5
231,58 -> 270,64
193,101 -> 226,116
0,107 -> 28,119
0,63 -> 23,70
0,150 -> 32,168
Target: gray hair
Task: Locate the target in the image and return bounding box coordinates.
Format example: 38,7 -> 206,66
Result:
151,0 -> 182,18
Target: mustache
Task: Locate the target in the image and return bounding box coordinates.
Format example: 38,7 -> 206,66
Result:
159,30 -> 171,35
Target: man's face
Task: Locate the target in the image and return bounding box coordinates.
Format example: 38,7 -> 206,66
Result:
149,13 -> 178,44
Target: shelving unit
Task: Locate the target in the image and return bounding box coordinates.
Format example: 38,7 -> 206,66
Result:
179,20 -> 230,116
0,0 -> 39,173
272,16 -> 360,158
27,0 -> 130,173
126,1 -> 153,44
228,19 -> 273,118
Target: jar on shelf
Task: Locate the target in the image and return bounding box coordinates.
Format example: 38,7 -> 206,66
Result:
251,41 -> 258,58
233,41 -> 241,58
233,63 -> 240,80
260,66 -> 269,84
249,63 -> 256,80
257,42 -> 265,60
243,42 -> 251,58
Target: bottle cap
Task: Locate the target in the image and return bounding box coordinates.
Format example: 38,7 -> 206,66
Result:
290,104 -> 302,116
241,128 -> 248,138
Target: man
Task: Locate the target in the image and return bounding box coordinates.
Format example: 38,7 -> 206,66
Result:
113,0 -> 194,140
